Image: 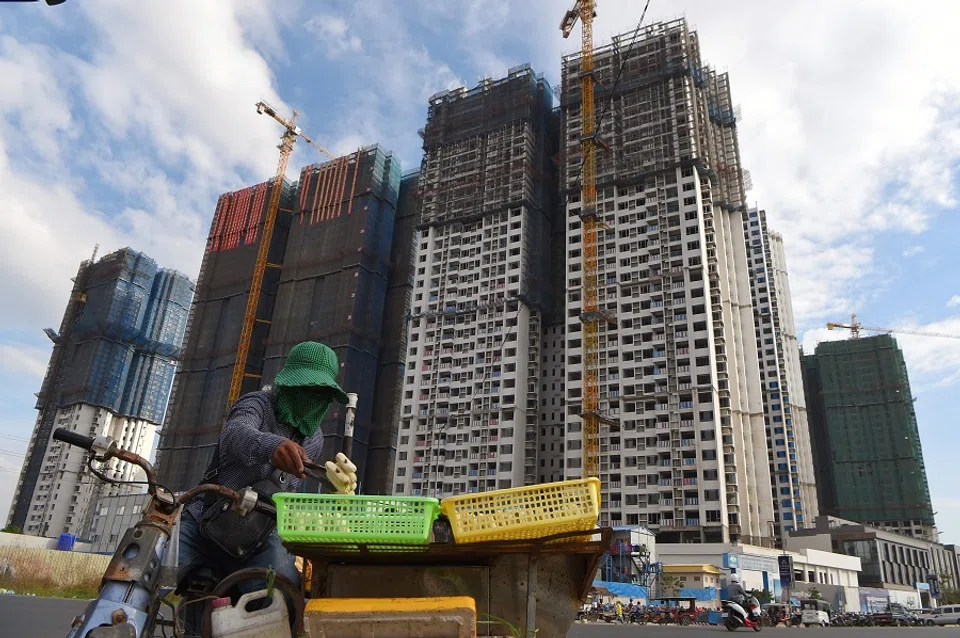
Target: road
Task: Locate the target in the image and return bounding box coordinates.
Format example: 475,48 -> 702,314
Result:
2,595 -> 957,637
568,624 -> 958,636
0,595 -> 87,637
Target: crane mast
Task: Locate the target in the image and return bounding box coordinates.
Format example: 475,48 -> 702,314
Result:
562,0 -> 606,480
226,102 -> 333,411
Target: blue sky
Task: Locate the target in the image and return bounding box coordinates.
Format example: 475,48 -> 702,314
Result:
1,0 -> 958,541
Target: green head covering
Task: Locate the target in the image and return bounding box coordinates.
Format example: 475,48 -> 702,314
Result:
274,342 -> 348,437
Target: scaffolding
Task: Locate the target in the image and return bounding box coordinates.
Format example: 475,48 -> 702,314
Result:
559,18 -> 745,212
157,146 -> 414,494
262,146 -> 402,486
802,335 -> 936,530
156,180 -> 295,490
418,66 -> 556,230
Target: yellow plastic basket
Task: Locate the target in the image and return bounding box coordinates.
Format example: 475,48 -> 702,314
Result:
440,478 -> 600,544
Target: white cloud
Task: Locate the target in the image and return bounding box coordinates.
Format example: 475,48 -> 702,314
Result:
0,0 -> 289,331
0,344 -> 50,380
305,14 -> 362,57
893,317 -> 960,384
903,245 -> 925,257
948,295 -> 960,308
307,1 -> 463,164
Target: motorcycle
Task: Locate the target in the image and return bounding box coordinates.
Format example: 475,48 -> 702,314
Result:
723,596 -> 764,632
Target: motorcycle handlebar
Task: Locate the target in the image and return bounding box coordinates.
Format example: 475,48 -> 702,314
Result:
52,427 -> 96,450
52,428 -> 277,518
176,484 -> 277,519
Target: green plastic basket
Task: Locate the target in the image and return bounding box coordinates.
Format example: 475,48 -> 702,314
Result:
273,493 -> 440,546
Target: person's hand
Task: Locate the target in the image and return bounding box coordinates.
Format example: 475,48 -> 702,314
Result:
325,453 -> 358,494
272,439 -> 310,478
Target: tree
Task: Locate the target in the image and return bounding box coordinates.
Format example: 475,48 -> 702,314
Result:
1,524 -> 21,535
808,586 -> 823,600
754,589 -> 773,604
661,574 -> 682,597
940,589 -> 960,605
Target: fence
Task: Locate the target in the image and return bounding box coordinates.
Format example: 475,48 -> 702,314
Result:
0,546 -> 108,598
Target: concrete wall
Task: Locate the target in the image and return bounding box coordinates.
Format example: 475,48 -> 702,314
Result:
784,530 -> 833,553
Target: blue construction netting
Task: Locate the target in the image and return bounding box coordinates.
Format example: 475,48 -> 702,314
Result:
362,144 -> 402,207
139,269 -> 193,357
60,339 -> 135,410
678,586 -> 720,602
59,249 -> 193,423
120,353 -> 177,423
73,249 -> 157,342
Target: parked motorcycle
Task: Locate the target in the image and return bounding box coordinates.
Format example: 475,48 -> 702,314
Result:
723,596 -> 764,632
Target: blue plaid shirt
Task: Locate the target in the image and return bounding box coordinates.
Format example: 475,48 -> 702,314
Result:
185,390 -> 324,521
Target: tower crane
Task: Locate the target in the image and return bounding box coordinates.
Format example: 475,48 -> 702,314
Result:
226,101 -> 335,411
827,314 -> 960,340
562,0 -> 614,481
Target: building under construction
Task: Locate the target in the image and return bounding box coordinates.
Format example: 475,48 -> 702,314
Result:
155,179 -> 295,490
559,19 -> 773,544
8,248 -> 192,536
801,334 -> 937,540
391,65 -> 559,497
157,146 -> 414,494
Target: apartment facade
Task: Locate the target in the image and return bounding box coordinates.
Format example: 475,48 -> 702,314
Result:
559,20 -> 772,544
391,66 -> 559,497
9,248 -> 191,536
744,208 -> 818,541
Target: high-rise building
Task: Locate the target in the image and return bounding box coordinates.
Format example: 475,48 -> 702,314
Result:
156,146 -> 415,494
744,208 -> 818,542
801,334 -> 937,540
8,248 -> 192,536
559,20 -> 774,545
391,65 -> 559,497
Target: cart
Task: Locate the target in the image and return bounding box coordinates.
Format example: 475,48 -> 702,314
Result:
287,527 -> 612,636
649,597 -> 700,626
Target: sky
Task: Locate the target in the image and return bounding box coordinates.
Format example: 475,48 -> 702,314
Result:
0,0 -> 958,541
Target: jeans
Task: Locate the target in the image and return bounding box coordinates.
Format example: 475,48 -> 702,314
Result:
177,513 -> 301,634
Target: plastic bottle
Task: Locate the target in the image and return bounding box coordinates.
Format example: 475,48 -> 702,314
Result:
210,589 -> 290,638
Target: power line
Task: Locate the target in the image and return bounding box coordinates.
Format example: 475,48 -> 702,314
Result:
0,433 -> 30,443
